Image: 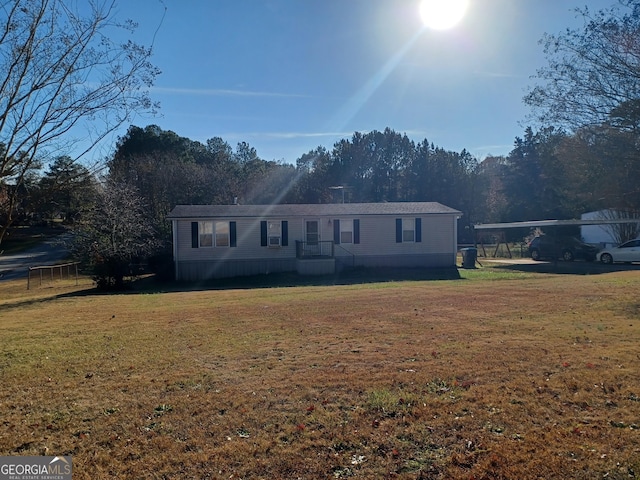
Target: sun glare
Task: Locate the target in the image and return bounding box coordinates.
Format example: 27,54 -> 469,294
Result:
419,0 -> 469,31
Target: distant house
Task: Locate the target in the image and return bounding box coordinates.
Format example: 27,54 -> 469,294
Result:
167,202 -> 462,281
581,210 -> 640,246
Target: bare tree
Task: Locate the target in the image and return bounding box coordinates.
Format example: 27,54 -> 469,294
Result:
525,1 -> 640,131
71,179 -> 160,289
0,0 -> 161,245
596,209 -> 640,244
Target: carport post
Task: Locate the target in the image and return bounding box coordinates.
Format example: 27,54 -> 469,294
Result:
552,226 -> 559,265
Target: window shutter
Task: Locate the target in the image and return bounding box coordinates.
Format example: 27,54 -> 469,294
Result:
333,219 -> 340,244
353,219 -> 360,244
230,221 -> 237,247
396,218 -> 402,243
191,222 -> 199,248
282,221 -> 288,246
415,218 -> 422,243
260,221 -> 267,246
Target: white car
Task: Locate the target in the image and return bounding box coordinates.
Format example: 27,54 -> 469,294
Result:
597,239 -> 640,264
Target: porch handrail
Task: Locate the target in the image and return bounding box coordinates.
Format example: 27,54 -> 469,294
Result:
295,240 -> 334,259
334,243 -> 355,268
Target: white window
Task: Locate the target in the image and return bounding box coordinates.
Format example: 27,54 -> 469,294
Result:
195,221 -> 233,248
402,218 -> 415,242
268,221 -> 281,247
199,221 -> 213,247
340,219 -> 353,244
215,221 -> 230,247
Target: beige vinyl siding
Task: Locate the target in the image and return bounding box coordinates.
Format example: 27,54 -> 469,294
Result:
174,218 -> 301,280
176,215 -> 456,260
333,214 -> 456,269
345,215 -> 454,254
176,218 -> 309,261
172,212 -> 458,280
422,216 -> 456,252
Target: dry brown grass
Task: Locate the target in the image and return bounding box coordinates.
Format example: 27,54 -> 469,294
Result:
1,268 -> 639,479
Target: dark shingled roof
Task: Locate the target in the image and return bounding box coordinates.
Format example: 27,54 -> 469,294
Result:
167,202 -> 461,219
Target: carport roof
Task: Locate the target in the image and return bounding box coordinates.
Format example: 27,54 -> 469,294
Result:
474,219 -> 638,230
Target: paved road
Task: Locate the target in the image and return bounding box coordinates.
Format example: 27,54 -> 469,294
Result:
0,234 -> 72,281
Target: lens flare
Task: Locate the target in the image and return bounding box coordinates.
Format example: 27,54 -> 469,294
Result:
419,0 -> 469,30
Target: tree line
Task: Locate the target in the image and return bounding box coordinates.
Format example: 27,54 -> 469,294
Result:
108,119 -> 640,234
8,117 -> 639,239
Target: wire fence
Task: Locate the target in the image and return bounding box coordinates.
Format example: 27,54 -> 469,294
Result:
27,262 -> 80,289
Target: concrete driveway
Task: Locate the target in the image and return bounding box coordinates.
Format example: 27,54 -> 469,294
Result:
481,255 -> 640,274
0,234 -> 72,281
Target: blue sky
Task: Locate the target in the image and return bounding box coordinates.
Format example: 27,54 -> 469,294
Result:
113,0 -> 617,163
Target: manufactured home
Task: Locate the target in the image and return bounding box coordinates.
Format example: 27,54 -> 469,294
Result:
167,202 -> 461,281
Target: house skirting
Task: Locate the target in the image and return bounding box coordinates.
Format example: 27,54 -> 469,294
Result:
344,253 -> 454,269
175,258 -> 296,281
174,253 -> 455,281
296,257 -> 335,275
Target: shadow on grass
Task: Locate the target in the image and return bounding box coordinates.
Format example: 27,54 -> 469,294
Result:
7,268 -> 462,310
487,260 -> 640,275
56,266 -> 463,298
187,266 -> 462,290
9,261 -> 640,308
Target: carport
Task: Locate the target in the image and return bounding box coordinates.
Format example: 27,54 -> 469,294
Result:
473,218 -> 638,260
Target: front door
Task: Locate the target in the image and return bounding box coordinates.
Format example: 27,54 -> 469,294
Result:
305,219 -> 320,255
